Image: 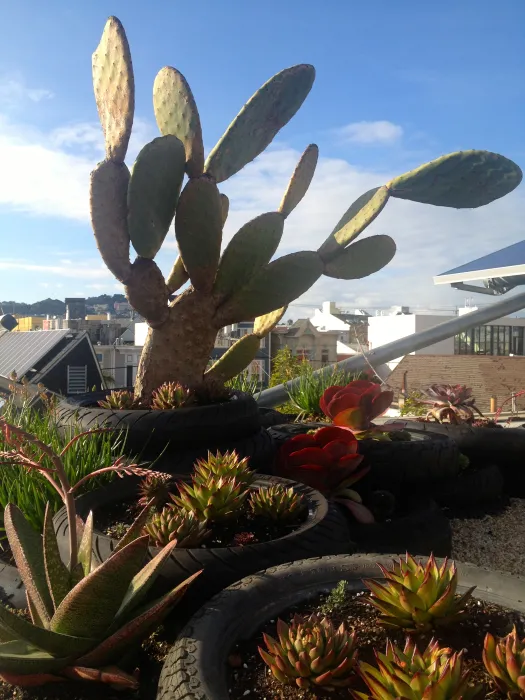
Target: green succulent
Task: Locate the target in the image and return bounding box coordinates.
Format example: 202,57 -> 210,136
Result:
90,16 -> 522,402
192,451 -> 255,487
98,389 -> 138,410
150,381 -> 192,410
144,505 -> 210,548
171,476 -> 248,522
483,626 -> 525,698
249,484 -> 305,522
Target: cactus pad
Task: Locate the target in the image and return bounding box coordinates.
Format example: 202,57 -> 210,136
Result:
175,176 -> 223,292
388,150 -> 523,208
279,144 -> 319,218
220,194 -> 230,226
323,235 -> 396,279
92,17 -> 134,163
217,251 -> 323,324
318,186 -> 390,261
153,66 -> 204,178
213,212 -> 284,301
205,334 -> 261,383
127,135 -> 185,259
253,307 -> 287,338
90,160 -> 131,283
166,256 -> 189,293
204,64 -> 315,183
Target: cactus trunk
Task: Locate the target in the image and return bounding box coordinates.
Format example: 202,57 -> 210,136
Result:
134,292 -> 218,402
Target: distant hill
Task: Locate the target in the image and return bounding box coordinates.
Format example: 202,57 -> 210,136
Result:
0,294 -> 127,317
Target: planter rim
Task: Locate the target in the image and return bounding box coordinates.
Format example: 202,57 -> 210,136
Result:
0,562 -> 26,609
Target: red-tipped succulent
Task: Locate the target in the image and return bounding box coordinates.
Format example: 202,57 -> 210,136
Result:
277,426 -> 374,523
420,384 -> 483,424
320,380 -> 394,432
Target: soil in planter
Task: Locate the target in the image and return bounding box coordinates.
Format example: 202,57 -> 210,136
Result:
229,589 -> 525,700
0,621 -> 176,700
95,496 -> 308,548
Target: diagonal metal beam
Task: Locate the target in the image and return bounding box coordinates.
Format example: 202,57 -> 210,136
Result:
257,290 -> 525,408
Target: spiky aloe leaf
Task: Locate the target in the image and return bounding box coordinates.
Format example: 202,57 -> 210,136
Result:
213,212 -> 284,301
153,66 -> 204,178
50,537 -> 149,639
128,135 -> 186,259
205,334 -> 261,383
77,512 -> 94,578
318,186 -> 390,261
0,640 -> 69,674
387,150 -> 522,208
166,256 -> 189,293
112,539 -> 179,624
220,193 -> 229,226
92,16 -> 134,163
279,144 -> 319,218
62,664 -> 139,689
25,593 -> 44,628
90,160 -> 131,283
77,571 -> 201,668
217,251 -> 323,325
205,64 -> 315,182
109,499 -> 156,558
253,307 -> 287,339
0,605 -> 94,657
175,176 -> 223,292
4,505 -> 53,625
43,505 -> 71,611
323,235 -> 396,279
0,670 -> 64,687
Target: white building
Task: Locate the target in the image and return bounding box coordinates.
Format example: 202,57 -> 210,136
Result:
310,301 -> 370,357
94,343 -> 142,388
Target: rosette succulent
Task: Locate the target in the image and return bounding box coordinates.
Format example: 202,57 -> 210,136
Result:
320,380 -> 394,432
249,484 -> 305,522
420,384 -> 483,424
483,626 -> 525,698
98,389 -> 138,410
259,614 -> 358,689
144,506 -> 210,548
363,554 -> 476,632
353,637 -> 480,700
150,381 -> 193,409
137,473 -> 172,508
171,476 -> 248,522
192,450 -> 254,487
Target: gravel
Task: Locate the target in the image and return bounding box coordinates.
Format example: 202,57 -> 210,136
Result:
450,498 -> 525,575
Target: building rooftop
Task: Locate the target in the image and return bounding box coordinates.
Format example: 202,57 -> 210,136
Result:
0,329 -> 71,379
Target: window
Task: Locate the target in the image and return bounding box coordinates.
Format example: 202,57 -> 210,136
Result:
248,360 -> 264,382
259,337 -> 266,349
454,324 -> 523,356
126,354 -> 133,363
295,348 -> 310,361
67,366 -> 87,394
96,353 -> 103,361
321,349 -> 329,365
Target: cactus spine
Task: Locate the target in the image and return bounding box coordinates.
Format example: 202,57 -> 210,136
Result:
89,16 -> 523,402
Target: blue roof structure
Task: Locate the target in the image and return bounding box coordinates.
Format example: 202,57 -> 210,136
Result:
434,239 -> 525,287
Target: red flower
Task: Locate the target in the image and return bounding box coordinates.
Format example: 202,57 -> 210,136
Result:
277,426 -> 368,494
320,380 -> 394,431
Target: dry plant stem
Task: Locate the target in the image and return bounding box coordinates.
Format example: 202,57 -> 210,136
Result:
59,427 -> 113,457
69,462 -> 164,494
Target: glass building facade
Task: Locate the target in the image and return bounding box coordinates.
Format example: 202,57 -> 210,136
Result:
454,325 -> 525,356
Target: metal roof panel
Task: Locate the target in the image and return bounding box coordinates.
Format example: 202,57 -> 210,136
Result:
0,330 -> 71,379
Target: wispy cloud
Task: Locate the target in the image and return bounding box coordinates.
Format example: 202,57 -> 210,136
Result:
0,76 -> 54,106
0,259 -> 111,280
336,120 -> 404,145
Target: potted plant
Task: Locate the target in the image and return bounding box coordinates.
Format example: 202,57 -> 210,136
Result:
162,552 -> 525,699
0,417 -> 199,696
56,15 -> 521,470
53,450 -> 353,623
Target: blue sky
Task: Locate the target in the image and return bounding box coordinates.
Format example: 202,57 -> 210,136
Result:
0,0 -> 524,315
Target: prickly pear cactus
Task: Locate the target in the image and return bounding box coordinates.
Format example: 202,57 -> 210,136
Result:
89,16 -> 523,402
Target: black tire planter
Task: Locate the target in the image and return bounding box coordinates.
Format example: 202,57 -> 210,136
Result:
433,464 -> 505,510
385,419 -> 525,497
0,562 -> 26,610
340,500 -> 452,557
158,553 -> 525,700
53,474 -> 353,624
268,422 -> 460,494
55,390 -> 274,474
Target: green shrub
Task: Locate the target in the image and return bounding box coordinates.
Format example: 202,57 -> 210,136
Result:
399,390 -> 427,417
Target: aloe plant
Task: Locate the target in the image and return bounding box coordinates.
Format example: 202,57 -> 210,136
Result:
89,16 -> 522,402
0,418 -> 199,689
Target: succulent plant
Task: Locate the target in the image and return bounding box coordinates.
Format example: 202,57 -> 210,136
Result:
320,380 -> 394,432
483,626 -> 525,698
259,613 -> 358,689
420,384 -> 483,424
137,473 -> 172,508
171,476 -> 248,522
89,16 -> 521,403
249,484 -> 306,522
363,554 -> 476,632
0,418 -> 199,689
150,381 -> 193,410
98,389 -> 138,409
144,505 -> 210,547
192,450 -> 255,487
353,637 -> 480,700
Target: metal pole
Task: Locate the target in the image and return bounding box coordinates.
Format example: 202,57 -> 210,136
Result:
258,290 -> 525,408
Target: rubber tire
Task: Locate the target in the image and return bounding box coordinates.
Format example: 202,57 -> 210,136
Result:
54,390 -> 274,473
342,500 -> 452,557
53,475 -> 353,624
268,422 -> 460,492
158,553 -> 525,700
385,419 -> 525,496
433,464 -> 505,509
